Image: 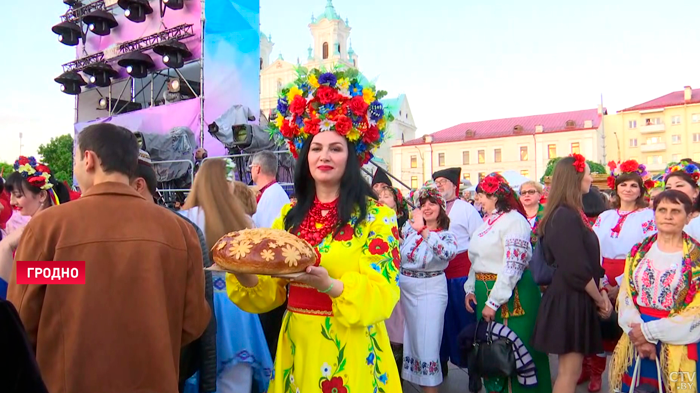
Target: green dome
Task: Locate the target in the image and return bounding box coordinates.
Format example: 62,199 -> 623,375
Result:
311,0 -> 342,24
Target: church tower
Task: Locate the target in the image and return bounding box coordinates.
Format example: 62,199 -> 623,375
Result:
306,0 -> 356,69
260,32 -> 274,70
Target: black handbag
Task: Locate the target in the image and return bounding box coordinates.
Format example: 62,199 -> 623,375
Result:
466,320 -> 516,378
530,235 -> 557,285
600,309 -> 623,341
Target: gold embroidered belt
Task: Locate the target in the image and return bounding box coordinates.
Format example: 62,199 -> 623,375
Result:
287,282 -> 333,316
475,272 -> 525,319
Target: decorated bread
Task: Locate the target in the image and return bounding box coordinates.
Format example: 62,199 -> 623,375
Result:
211,228 -> 317,274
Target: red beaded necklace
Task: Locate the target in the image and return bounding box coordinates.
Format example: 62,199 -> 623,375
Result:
294,197 -> 339,247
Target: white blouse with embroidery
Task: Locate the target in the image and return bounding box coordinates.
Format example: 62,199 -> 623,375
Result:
400,225 -> 458,271
593,208 -> 656,285
464,210 -> 533,312
617,242 -> 700,345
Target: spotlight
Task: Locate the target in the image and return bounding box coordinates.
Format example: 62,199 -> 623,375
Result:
51,21 -> 81,46
83,10 -> 118,36
163,0 -> 184,10
118,0 -> 153,23
153,41 -> 192,69
97,98 -> 143,114
54,71 -> 87,95
83,62 -> 119,88
117,52 -> 155,79
63,0 -> 82,6
167,78 -> 180,93
166,78 -> 200,97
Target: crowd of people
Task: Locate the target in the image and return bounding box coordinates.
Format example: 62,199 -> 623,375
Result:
2,68 -> 700,393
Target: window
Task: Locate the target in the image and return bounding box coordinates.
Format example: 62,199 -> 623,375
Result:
337,44 -> 341,53
629,138 -> 638,147
352,59 -> 356,67
672,115 -> 682,125
672,154 -> 681,162
694,134 -> 700,143
410,155 -> 417,168
547,144 -> 556,159
478,172 -> 487,182
646,155 -> 663,165
571,142 -> 580,154
276,79 -> 282,93
672,135 -> 681,144
410,176 -> 418,189
520,146 -> 528,161
462,173 -> 470,181
645,117 -> 662,125
260,58 -> 263,70
494,148 -> 502,163
438,153 -> 445,167
520,169 -> 529,177
693,114 -> 700,123
694,153 -> 700,162
322,42 -> 329,59
646,137 -> 662,145
462,151 -> 469,165
628,120 -> 637,129
478,150 -> 485,164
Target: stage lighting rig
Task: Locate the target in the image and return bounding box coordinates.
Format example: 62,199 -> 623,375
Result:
83,10 -> 118,36
55,71 -> 87,95
63,0 -> 83,6
167,78 -> 200,97
98,98 -> 143,114
162,0 -> 184,10
117,52 -> 155,79
118,0 -> 153,23
153,40 -> 192,69
52,21 -> 82,46
83,62 -> 119,87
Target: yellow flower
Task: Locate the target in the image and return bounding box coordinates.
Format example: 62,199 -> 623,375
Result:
347,128 -> 361,142
308,74 -> 320,88
286,86 -> 303,102
337,78 -> 350,90
377,118 -> 386,130
19,164 -> 35,175
362,87 -> 375,104
260,249 -> 275,262
228,240 -> 252,259
274,115 -> 284,128
40,173 -> 52,190
281,245 -> 301,267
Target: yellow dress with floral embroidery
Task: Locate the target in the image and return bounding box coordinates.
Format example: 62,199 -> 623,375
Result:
226,198 -> 402,393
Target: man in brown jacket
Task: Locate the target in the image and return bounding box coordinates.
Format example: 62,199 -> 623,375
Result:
7,123 -> 211,393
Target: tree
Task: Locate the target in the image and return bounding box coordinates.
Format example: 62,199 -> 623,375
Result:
540,157 -> 607,183
38,134 -> 74,183
0,162 -> 13,179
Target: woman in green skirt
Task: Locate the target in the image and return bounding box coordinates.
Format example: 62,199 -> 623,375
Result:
464,173 -> 552,393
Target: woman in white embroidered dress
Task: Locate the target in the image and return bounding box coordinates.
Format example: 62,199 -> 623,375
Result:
582,161 -> 657,392
610,189 -> 700,393
662,160 -> 700,241
400,183 -> 457,392
464,173 -> 551,393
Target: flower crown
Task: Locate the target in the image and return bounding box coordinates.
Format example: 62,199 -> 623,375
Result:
13,156 -> 54,191
570,153 -> 586,173
606,159 -> 654,190
268,67 -> 394,165
414,182 -> 446,211
663,160 -> 700,186
477,173 -> 513,198
391,186 -> 409,217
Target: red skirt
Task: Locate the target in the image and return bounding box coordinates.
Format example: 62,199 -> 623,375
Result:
602,257 -> 625,352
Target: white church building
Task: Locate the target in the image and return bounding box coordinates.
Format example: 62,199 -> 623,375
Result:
259,0 -> 417,174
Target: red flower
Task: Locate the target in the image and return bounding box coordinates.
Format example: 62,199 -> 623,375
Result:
334,224 -> 354,241
607,161 -> 617,171
28,176 -> 46,188
316,86 -> 339,105
391,247 -> 400,268
304,117 -> 321,136
570,153 -> 586,173
35,164 -> 51,174
287,140 -> 298,158
391,225 -> 399,239
280,119 -> 296,138
362,125 -> 380,144
368,238 -> 389,255
619,160 -> 640,174
479,175 -> 500,195
349,96 -> 369,116
18,156 -> 29,165
321,377 -> 347,393
361,151 -> 372,165
607,176 -> 616,190
693,173 -> 700,182
644,179 -> 655,190
334,116 -> 352,136
289,95 -> 306,115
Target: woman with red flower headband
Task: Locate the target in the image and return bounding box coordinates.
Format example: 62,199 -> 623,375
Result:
227,68 -> 402,393
464,173 -> 551,393
662,159 -> 700,241
531,155 -> 611,393
578,160 -> 657,392
0,156 -> 71,300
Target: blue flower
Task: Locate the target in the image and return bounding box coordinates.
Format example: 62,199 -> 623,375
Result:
687,164 -> 699,173
295,116 -> 304,128
370,263 -> 380,272
319,104 -> 335,115
369,101 -> 384,121
378,373 -> 388,384
318,72 -> 337,87
349,82 -> 362,96
13,162 -> 18,171
277,98 -> 288,114
300,82 -> 311,94
366,352 -> 375,365
28,157 -> 37,166
355,141 -> 367,154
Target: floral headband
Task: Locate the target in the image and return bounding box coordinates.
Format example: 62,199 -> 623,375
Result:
414,182 -> 446,211
14,156 -> 54,191
477,173 -> 513,199
224,158 -> 236,182
662,160 -> 700,187
606,159 -> 654,191
268,67 -> 393,165
391,187 -> 409,217
570,153 -> 586,173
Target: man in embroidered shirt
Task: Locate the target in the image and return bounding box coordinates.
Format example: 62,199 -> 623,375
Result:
432,167 -> 483,376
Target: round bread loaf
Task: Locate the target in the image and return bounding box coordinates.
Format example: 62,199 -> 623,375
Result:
211,228 -> 317,274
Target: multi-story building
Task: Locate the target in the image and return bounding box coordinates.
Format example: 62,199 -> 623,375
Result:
604,86 -> 700,173
391,107 -> 606,190
258,0 -> 416,170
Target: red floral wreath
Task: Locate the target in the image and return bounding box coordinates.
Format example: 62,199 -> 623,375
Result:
570,153 -> 586,173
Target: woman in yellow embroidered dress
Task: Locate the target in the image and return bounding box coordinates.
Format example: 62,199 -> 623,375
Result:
226,68 -> 401,393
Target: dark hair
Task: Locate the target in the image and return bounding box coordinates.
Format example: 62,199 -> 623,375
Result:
663,170 -> 700,212
538,156 -> 586,236
283,136 -> 374,235
582,186 -> 608,218
134,164 -> 158,197
419,195 -> 451,230
5,171 -> 71,206
613,173 -> 648,209
78,123 -> 139,178
653,189 -> 693,214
